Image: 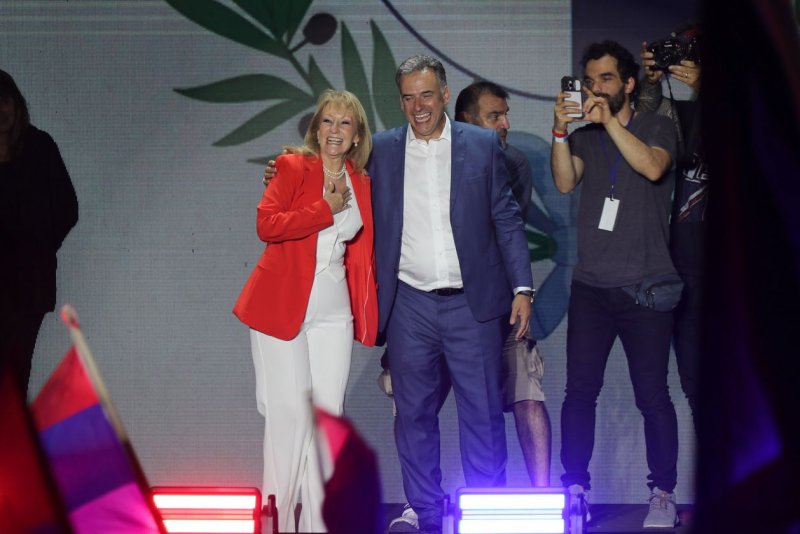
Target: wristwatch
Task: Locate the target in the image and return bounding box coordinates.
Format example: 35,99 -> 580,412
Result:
517,289 -> 536,303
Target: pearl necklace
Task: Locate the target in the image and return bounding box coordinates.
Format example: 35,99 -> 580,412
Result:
323,163 -> 346,179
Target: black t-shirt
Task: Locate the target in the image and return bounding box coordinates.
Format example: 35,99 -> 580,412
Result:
669,99 -> 708,276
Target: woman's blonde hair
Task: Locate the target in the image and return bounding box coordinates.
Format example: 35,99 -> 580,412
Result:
285,89 -> 373,173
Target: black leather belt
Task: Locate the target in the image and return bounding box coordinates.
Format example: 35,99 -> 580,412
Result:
429,287 -> 464,296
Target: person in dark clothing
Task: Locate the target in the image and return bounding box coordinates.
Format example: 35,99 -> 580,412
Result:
639,40 -> 706,429
0,69 -> 78,397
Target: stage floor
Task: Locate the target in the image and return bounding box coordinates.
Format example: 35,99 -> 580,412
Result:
381,502 -> 693,533
577,504 -> 692,533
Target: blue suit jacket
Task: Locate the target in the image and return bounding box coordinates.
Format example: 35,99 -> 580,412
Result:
369,120 -> 533,333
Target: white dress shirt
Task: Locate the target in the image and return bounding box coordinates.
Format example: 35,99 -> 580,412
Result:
398,116 -> 463,291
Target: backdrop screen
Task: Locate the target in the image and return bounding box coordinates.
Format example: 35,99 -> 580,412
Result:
2,0 -> 696,504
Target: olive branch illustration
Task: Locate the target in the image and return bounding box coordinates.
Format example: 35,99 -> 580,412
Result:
166,0 -> 560,290
166,0 -> 405,162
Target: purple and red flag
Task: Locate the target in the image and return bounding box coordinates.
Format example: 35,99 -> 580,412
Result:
30,306 -> 166,534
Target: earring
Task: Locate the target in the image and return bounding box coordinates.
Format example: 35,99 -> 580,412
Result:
354,141 -> 359,147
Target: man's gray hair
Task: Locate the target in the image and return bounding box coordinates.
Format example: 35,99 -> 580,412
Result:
395,54 -> 448,91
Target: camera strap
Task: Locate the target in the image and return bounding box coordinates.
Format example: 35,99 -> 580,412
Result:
664,76 -> 686,157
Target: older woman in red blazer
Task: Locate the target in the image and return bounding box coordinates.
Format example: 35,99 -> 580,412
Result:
233,90 -> 377,533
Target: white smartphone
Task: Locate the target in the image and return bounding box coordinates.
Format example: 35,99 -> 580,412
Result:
561,76 -> 584,118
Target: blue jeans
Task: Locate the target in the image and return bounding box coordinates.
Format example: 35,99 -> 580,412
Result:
560,280 -> 679,492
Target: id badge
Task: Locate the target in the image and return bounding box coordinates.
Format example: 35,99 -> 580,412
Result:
598,196 -> 619,231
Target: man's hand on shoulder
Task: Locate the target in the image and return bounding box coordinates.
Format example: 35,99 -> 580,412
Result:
262,148 -> 289,188
262,160 -> 277,187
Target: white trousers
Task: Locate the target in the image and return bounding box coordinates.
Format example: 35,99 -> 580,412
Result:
250,269 -> 353,533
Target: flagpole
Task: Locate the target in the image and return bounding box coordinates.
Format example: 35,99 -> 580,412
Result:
59,305 -> 128,439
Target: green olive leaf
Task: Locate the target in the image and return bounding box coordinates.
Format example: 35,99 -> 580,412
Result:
340,22 -> 375,130
286,0 -> 313,43
165,0 -> 287,57
307,55 -> 334,96
175,75 -> 313,103
231,0 -> 276,36
214,99 -> 313,146
269,0 -> 290,40
370,20 -> 405,128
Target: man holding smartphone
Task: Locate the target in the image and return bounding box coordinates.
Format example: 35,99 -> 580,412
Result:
550,40 -> 680,529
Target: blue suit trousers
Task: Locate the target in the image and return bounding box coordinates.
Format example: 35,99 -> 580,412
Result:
386,281 -> 507,529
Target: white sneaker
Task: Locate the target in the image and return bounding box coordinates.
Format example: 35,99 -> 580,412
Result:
388,504 -> 419,532
568,484 -> 592,524
643,487 -> 678,528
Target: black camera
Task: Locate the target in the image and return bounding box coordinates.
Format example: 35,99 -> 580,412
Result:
647,37 -> 701,71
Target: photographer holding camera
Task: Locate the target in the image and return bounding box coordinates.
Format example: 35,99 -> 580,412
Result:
640,27 -> 708,432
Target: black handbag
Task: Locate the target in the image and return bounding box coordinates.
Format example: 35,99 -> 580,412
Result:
621,273 -> 684,312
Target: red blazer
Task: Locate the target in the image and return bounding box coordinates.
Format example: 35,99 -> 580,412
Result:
233,154 -> 378,346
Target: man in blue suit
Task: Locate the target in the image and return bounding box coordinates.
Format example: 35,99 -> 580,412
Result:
371,55 -> 534,534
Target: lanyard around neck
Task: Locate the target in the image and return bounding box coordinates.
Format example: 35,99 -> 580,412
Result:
599,111 -> 634,200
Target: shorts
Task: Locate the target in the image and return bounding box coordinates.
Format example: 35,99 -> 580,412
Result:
502,329 -> 545,410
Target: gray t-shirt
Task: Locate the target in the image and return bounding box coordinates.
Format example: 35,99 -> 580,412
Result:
569,111 -> 677,287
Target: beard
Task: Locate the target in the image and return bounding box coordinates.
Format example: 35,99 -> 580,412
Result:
498,127 -> 508,148
593,89 -> 626,116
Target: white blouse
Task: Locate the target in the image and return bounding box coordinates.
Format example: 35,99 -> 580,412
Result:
315,171 -> 362,281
